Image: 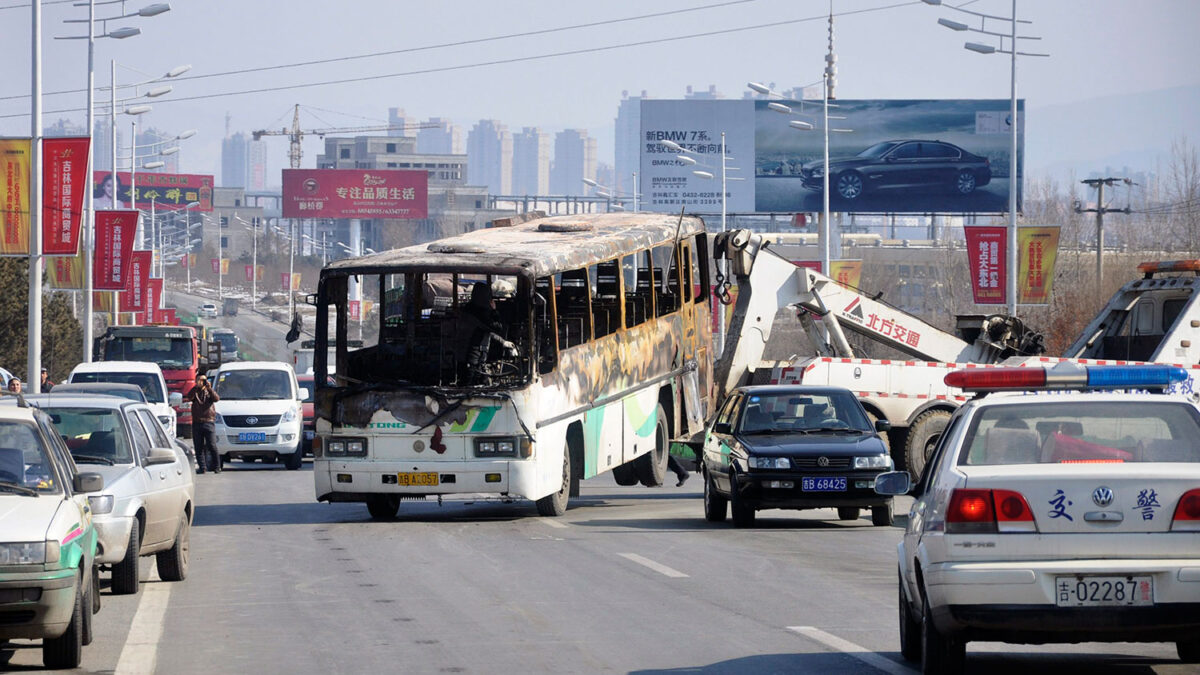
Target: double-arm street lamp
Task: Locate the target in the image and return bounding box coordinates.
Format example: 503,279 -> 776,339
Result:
582,177 -> 639,213
924,0 -> 1047,316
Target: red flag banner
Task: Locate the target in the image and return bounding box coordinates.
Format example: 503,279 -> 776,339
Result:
145,278 -> 163,323
120,250 -> 151,312
94,210 -> 137,290
161,308 -> 178,325
281,272 -> 291,289
964,225 -> 1007,305
42,137 -> 90,256
348,300 -> 361,321
244,264 -> 255,282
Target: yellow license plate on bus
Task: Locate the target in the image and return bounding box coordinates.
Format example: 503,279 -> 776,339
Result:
397,471 -> 439,486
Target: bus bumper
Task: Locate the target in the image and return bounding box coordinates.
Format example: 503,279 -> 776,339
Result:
314,458 -> 539,502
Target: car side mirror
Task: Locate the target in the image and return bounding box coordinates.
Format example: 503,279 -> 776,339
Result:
73,472 -> 103,493
297,387 -> 309,401
875,419 -> 891,433
146,447 -> 177,465
712,422 -> 732,435
874,471 -> 911,496
168,392 -> 183,407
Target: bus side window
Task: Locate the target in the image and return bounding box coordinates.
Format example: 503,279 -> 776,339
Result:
535,277 -> 557,374
593,260 -> 620,339
634,251 -> 657,323
557,269 -> 591,348
677,241 -> 693,304
652,244 -> 679,316
691,234 -> 709,303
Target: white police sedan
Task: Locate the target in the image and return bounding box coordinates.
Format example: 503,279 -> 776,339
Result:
875,363 -> 1200,674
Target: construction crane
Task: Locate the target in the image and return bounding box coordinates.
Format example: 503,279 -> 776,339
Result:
251,104 -> 441,169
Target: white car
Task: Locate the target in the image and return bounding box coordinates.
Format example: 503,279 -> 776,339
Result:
24,394 -> 194,596
876,363 -> 1200,674
67,361 -> 182,440
198,302 -> 218,318
212,361 -> 306,470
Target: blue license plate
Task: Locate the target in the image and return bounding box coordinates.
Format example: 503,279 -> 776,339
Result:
238,432 -> 266,443
802,476 -> 846,492
304,430 -> 314,440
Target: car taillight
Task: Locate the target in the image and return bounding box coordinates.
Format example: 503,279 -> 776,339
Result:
1172,489 -> 1200,532
946,488 -> 1037,534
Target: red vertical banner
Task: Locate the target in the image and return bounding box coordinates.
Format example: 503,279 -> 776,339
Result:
281,272 -> 291,289
211,258 -> 220,274
161,308 -> 178,325
93,210 -> 137,289
244,264 -> 255,282
145,278 -> 163,323
42,137 -> 90,256
120,251 -> 151,312
348,300 -> 361,321
964,225 -> 1007,305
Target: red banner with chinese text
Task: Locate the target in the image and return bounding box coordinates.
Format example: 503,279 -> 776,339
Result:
145,278 -> 163,323
94,210 -> 137,290
120,251 -> 151,312
964,225 -> 1007,305
42,137 -> 90,256
161,308 -> 177,325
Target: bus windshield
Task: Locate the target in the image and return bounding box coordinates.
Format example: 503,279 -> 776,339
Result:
103,337 -> 194,370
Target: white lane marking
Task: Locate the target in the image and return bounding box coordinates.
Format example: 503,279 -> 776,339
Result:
788,626 -> 916,675
115,566 -> 172,675
617,552 -> 689,578
539,518 -> 569,529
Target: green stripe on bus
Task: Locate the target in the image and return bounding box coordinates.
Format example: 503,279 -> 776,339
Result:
582,407 -> 605,478
624,396 -> 657,438
470,407 -> 498,432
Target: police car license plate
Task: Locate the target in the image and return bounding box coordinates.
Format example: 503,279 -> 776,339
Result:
237,432 -> 266,443
802,476 -> 846,492
1054,576 -> 1153,606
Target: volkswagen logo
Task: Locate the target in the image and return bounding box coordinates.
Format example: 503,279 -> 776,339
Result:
1092,486 -> 1114,507
817,456 -> 830,467
246,416 -> 258,426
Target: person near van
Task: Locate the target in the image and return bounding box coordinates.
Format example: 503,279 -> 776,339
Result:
40,368 -> 54,391
187,374 -> 221,474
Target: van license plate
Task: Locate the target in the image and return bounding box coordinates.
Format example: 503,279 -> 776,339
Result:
397,472 -> 439,486
237,432 -> 266,443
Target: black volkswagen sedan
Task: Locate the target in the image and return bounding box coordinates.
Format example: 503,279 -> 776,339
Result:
800,139 -> 992,200
701,385 -> 894,528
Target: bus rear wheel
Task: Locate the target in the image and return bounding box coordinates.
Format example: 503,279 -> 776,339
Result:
635,403 -> 669,487
536,448 -> 570,516
366,496 -> 400,520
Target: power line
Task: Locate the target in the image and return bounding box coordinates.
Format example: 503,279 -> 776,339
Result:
0,0 -> 74,11
0,2 -> 916,119
0,0 -> 761,102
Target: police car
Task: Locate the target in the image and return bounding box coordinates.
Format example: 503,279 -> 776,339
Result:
874,363 -> 1200,674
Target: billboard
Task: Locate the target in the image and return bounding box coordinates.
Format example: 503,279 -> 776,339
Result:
92,171 -> 214,211
282,169 -> 428,219
640,99 -> 1023,215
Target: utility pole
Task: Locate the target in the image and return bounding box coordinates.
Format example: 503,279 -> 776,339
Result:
1077,177 -> 1134,300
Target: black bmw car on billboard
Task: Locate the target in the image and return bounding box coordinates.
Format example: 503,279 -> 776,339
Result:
700,385 -> 895,528
800,139 -> 992,201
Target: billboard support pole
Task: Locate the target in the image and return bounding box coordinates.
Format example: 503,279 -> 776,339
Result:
1007,0 -> 1018,317
82,0 -> 95,362
30,0 -> 44,392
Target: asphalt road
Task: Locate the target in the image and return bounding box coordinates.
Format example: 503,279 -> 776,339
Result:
166,289 -> 302,364
3,460 -> 1191,674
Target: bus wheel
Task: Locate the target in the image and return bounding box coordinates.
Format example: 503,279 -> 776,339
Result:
537,448 -> 570,516
611,462 -> 640,486
635,404 -> 669,487
905,409 -> 951,481
366,496 -> 400,520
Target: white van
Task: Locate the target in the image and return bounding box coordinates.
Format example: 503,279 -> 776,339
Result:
211,361 -> 306,470
68,361 -> 182,440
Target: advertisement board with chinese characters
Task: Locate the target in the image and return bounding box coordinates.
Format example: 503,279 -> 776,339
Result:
92,171 -> 214,212
282,169 -> 428,219
639,98 -> 1023,215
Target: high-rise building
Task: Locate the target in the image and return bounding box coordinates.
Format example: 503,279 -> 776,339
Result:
222,132 -> 248,187
467,120 -> 512,195
614,90 -> 649,198
247,137 -> 269,190
417,117 -> 464,155
93,119 -> 121,174
512,127 -> 550,196
388,107 -> 418,138
550,129 -> 596,196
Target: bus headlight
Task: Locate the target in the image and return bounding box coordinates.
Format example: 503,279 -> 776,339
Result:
325,437 -> 367,457
474,437 -> 522,458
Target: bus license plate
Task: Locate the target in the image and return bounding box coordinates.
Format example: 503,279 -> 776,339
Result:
802,476 -> 846,492
397,472 -> 439,487
1055,576 -> 1153,606
237,432 -> 266,443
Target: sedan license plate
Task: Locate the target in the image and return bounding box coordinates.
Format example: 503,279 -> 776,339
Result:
802,476 -> 846,492
1055,576 -> 1153,607
397,471 -> 439,487
237,432 -> 266,443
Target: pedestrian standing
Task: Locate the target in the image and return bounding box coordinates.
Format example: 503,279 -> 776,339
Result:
187,374 -> 221,474
40,368 -> 54,391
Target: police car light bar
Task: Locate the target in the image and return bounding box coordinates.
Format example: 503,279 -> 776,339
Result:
1137,260 -> 1200,276
944,363 -> 1188,392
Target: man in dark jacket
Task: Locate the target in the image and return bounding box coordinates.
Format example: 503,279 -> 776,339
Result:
187,374 -> 221,474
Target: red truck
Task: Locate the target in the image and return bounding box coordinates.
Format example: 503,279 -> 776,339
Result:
94,325 -> 219,437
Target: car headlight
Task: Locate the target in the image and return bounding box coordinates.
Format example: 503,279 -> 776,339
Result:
88,494 -> 115,515
0,542 -> 48,565
748,456 -> 791,469
282,408 -> 297,423
854,455 -> 893,470
810,166 -> 825,178
214,413 -> 225,425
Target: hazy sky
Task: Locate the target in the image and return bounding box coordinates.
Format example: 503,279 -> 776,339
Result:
1,0 -> 1197,183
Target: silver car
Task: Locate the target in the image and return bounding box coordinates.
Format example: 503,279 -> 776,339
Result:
19,394 -> 195,595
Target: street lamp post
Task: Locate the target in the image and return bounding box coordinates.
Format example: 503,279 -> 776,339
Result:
925,0 -> 1047,315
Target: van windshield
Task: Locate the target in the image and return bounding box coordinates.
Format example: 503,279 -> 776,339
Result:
215,370 -> 292,400
71,372 -> 165,403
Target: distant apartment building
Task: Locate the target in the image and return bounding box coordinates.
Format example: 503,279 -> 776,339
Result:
467,120 -> 513,195
222,132 -> 248,187
550,129 -> 596,196
417,117 -> 464,155
684,84 -> 725,100
512,127 -> 551,196
247,137 -> 268,190
614,90 -> 649,198
742,82 -> 822,100
388,107 -> 418,137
